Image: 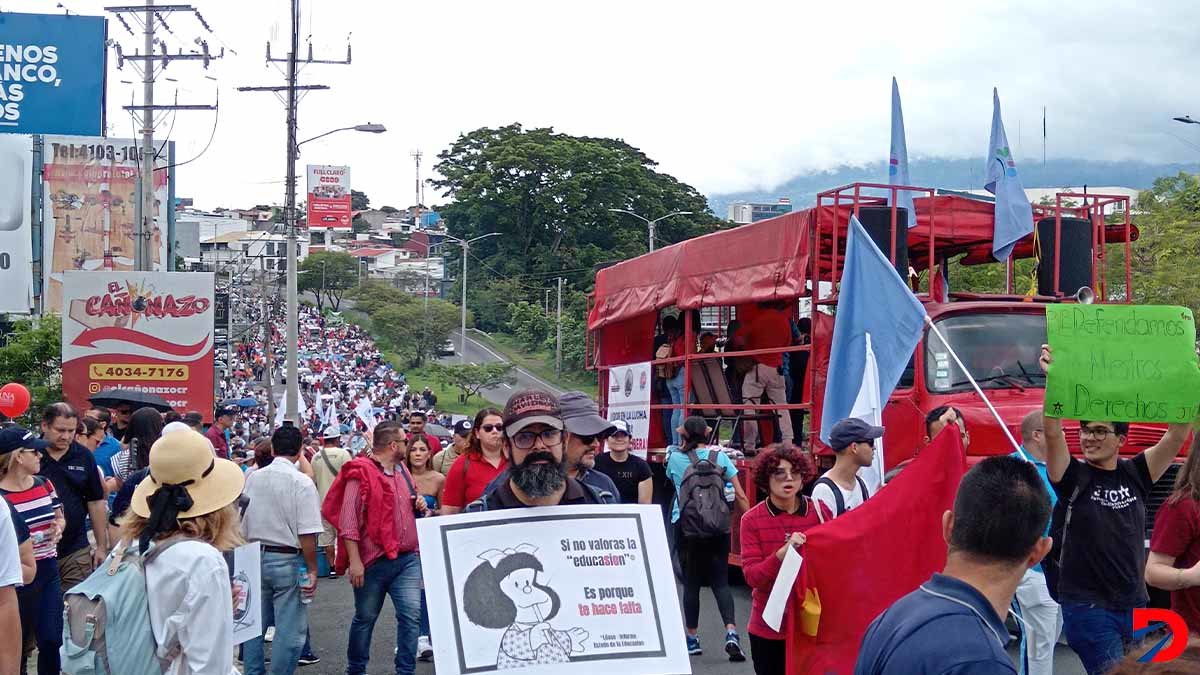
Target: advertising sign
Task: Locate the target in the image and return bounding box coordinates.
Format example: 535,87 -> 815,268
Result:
0,12 -> 107,136
1044,305 -> 1200,423
42,136 -> 171,311
606,361 -> 651,458
0,133 -> 33,312
62,271 -> 215,421
305,164 -> 352,230
418,505 -> 689,675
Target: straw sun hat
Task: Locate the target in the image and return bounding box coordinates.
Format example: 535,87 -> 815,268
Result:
131,429 -> 244,522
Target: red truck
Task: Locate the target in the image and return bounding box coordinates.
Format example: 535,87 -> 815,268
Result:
588,182 -> 1179,565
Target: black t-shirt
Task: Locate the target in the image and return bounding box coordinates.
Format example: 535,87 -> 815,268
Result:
593,452 -> 652,505
1051,453 -> 1153,609
38,442 -> 105,557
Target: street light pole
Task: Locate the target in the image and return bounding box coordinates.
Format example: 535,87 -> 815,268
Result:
608,209 -> 694,252
444,232 -> 499,363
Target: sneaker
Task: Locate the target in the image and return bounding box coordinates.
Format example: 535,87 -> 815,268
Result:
297,655 -> 320,667
686,634 -> 702,656
417,635 -> 433,661
724,630 -> 746,662
264,626 -> 275,643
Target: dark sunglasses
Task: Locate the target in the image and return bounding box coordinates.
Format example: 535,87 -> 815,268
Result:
574,432 -> 606,445
511,428 -> 563,450
479,423 -> 504,433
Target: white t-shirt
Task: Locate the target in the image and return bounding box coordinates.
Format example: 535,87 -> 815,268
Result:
145,540 -> 238,675
0,504 -> 21,587
811,471 -> 870,517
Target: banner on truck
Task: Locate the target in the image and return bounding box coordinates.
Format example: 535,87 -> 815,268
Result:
1044,304 -> 1200,423
0,12 -> 108,136
62,271 -> 215,421
305,164 -> 352,230
417,504 -> 689,675
0,133 -> 33,312
606,361 -> 651,458
42,136 -> 172,311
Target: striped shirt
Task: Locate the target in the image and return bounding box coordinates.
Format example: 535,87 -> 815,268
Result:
1,477 -> 62,560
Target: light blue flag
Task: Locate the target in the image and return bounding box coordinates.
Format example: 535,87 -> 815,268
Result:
889,77 -> 917,228
820,216 -> 927,454
985,88 -> 1034,260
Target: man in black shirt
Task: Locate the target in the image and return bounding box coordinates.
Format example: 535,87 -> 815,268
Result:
593,420 -> 653,504
1041,346 -> 1191,675
38,403 -> 107,590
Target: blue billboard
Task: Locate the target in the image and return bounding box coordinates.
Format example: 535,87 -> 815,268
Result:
0,12 -> 107,136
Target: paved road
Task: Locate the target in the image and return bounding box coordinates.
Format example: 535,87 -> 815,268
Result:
438,329 -> 564,406
291,574 -> 1085,675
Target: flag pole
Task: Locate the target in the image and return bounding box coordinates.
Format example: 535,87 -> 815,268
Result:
924,316 -> 1022,453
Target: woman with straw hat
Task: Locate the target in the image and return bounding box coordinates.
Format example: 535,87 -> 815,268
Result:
117,429 -> 245,675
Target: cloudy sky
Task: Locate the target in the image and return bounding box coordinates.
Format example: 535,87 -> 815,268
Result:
10,0 -> 1200,210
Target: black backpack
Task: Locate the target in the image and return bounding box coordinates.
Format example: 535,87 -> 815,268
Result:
814,476 -> 870,516
677,449 -> 731,538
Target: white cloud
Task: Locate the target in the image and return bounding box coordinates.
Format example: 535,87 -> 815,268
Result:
11,0 -> 1200,209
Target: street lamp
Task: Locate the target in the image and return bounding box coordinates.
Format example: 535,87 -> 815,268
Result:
282,123 -> 385,423
443,232 -> 500,362
608,208 -> 693,252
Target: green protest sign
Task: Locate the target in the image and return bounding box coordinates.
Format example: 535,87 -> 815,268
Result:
1045,305 -> 1200,423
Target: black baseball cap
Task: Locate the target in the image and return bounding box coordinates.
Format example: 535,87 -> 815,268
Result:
829,418 -> 884,452
215,404 -> 240,419
453,420 -> 473,438
0,426 -> 50,456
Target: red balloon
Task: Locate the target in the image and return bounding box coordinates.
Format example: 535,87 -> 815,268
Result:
0,383 -> 31,418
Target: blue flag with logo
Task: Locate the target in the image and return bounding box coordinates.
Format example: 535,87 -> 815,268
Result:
889,77 -> 917,228
985,88 -> 1034,260
820,216 -> 926,452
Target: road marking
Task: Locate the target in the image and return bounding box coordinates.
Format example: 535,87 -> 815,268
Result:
501,383 -> 513,389
457,331 -> 564,394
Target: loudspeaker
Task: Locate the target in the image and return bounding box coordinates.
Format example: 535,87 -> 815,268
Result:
1035,217 -> 1093,297
856,206 -> 909,277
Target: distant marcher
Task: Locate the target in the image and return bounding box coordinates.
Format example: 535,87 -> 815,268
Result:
431,420 -> 471,475
406,411 -> 443,455
441,408 -> 507,515
735,302 -> 793,450
311,425 -> 352,579
811,418 -> 881,518
404,436 -> 442,662
592,420 -> 653,505
885,406 -> 967,482
111,407 -> 165,481
206,404 -> 240,460
38,403 -> 107,591
856,456 -> 1052,674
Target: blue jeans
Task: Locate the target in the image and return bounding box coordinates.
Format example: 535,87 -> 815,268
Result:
18,557 -> 62,675
667,369 -> 686,445
243,552 -> 308,675
1061,602 -> 1137,675
347,552 -> 422,675
419,589 -> 430,637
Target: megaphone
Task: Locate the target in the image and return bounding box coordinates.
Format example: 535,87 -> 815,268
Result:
1074,287 -> 1096,305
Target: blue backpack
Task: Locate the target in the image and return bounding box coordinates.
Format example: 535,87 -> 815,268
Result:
61,538 -> 191,675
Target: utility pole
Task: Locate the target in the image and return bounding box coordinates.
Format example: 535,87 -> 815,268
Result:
555,277 -> 563,374
262,256 -> 274,423
460,239 -> 469,364
105,1 -> 221,271
238,0 -> 349,423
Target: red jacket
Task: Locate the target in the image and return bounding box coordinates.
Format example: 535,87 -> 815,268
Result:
320,457 -> 402,574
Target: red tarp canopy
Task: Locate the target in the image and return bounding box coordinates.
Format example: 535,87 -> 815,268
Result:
588,210 -> 813,330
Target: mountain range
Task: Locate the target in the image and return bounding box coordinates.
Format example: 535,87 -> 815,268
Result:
706,158 -> 1200,217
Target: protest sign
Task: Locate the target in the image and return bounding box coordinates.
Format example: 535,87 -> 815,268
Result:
1044,305 -> 1200,423
417,504 -> 689,675
605,361 -> 651,458
230,542 -> 263,645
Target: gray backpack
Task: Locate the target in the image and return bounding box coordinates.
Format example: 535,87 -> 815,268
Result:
678,449 -> 731,538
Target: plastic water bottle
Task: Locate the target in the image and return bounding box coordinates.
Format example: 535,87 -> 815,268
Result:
724,481 -> 736,503
298,566 -> 312,605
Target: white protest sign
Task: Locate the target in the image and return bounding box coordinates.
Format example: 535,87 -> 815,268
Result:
762,545 -> 802,632
605,361 -> 652,458
418,504 -> 690,675
230,542 -> 263,644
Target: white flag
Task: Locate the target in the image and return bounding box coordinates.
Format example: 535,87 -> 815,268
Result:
889,77 -> 917,228
850,332 -> 886,492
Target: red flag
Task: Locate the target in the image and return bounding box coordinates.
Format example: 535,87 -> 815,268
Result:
786,428 -> 967,674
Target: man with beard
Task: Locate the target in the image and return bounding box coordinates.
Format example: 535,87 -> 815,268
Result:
466,390 -> 615,511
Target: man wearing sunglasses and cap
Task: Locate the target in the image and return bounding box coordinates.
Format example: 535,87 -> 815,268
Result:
811,418 -> 883,519
466,390 -> 616,511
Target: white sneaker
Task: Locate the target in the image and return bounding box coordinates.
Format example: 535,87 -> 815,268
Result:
417,636 -> 433,661
264,626 -> 275,643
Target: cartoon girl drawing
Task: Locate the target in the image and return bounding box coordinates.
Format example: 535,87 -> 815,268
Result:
463,544 -> 589,669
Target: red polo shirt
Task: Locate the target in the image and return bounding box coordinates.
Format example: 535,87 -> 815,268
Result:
441,452 -> 507,508
743,309 -> 791,368
739,497 -> 829,640
1150,495 -> 1200,634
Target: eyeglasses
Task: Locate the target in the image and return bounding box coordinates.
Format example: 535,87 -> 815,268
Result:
511,429 -> 563,450
1080,427 -> 1114,440
479,424 -> 504,433
770,469 -> 799,481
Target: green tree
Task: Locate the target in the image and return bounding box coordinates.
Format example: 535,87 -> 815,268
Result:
372,298 -> 461,367
426,362 -> 517,404
351,215 -> 370,234
1127,172 -> 1200,313
349,280 -> 411,314
507,301 -> 553,350
470,278 -> 533,333
351,190 -> 370,211
0,316 -> 63,425
298,251 -> 358,312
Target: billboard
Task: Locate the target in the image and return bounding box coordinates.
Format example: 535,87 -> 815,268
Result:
0,133 -> 33,313
62,271 -> 215,422
306,164 -> 352,229
42,136 -> 171,312
0,12 -> 107,136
